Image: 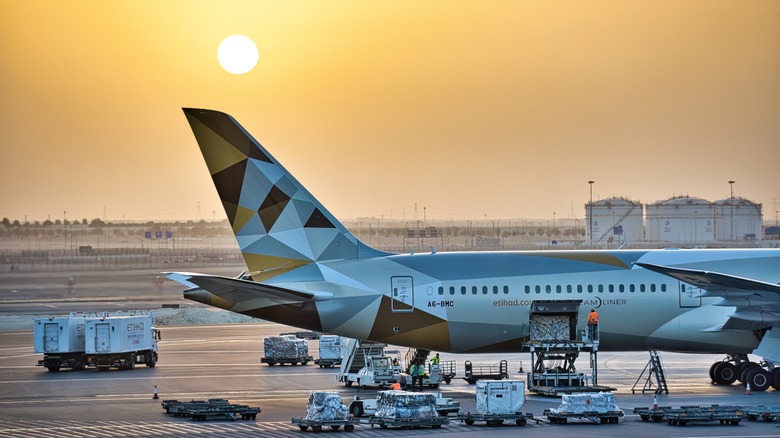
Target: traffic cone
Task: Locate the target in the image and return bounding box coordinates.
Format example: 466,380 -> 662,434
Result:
653,396 -> 658,410
745,383 -> 751,395
153,385 -> 159,400
519,361 -> 524,373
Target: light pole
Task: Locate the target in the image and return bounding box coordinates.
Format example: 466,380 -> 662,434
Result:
588,180 -> 595,246
728,180 -> 735,241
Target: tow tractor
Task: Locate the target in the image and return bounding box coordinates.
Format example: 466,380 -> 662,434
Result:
337,340 -> 395,388
348,392 -> 460,418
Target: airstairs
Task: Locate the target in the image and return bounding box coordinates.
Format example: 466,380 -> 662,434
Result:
632,350 -> 669,394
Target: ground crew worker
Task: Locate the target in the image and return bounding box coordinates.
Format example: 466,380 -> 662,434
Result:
588,308 -> 599,341
431,353 -> 440,365
389,382 -> 401,390
412,360 -> 425,391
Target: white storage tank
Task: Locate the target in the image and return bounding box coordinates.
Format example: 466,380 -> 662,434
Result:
714,197 -> 762,241
645,196 -> 714,244
585,197 -> 643,245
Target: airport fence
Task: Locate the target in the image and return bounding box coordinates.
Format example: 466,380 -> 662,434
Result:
0,248 -> 243,273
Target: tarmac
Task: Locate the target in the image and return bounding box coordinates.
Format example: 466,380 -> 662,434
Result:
2,268 -> 780,437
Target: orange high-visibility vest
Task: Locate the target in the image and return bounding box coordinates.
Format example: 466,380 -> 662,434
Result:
588,311 -> 599,325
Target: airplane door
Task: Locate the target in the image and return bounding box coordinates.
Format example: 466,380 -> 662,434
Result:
679,282 -> 702,308
391,276 -> 414,312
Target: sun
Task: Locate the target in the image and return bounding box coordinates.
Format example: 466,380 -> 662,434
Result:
217,35 -> 259,75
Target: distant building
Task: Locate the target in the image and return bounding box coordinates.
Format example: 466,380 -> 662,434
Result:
585,197 -> 643,245
713,197 -> 762,241
645,196 -> 714,244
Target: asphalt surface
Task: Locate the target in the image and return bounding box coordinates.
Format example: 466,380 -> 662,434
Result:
4,321 -> 780,437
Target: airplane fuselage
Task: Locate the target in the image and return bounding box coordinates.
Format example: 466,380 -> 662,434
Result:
248,248 -> 778,354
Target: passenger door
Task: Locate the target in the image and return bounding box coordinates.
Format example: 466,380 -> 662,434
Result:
391,276 -> 414,312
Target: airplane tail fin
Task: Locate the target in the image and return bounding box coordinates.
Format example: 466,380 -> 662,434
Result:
182,108 -> 387,280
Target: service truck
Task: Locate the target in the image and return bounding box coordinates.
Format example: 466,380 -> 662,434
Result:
34,313 -> 87,372
85,311 -> 159,370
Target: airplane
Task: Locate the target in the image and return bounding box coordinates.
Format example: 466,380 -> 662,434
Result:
169,108 -> 780,391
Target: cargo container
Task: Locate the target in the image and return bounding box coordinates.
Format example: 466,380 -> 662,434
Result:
85,311 -> 159,370
476,380 -> 525,415
315,335 -> 345,367
34,313 -> 87,372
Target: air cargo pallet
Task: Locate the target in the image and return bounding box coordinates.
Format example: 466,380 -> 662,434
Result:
161,399 -> 260,421
633,405 -> 675,422
291,417 -> 356,432
457,411 -> 536,427
660,405 -> 744,426
745,405 -> 780,422
364,415 -> 448,429
544,408 -> 623,424
262,355 -> 314,366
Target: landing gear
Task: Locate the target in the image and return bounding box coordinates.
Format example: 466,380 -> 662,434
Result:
744,367 -> 770,392
712,362 -> 738,385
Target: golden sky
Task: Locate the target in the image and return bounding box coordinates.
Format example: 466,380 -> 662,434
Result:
1,1 -> 778,223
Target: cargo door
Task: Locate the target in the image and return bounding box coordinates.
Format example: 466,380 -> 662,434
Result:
95,323 -> 111,353
679,282 -> 702,308
391,276 -> 414,312
44,323 -> 60,353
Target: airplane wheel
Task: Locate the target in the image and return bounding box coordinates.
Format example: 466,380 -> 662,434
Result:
771,368 -> 780,390
713,362 -> 738,385
739,362 -> 759,382
350,403 -> 363,417
746,367 -> 770,391
709,362 -> 720,382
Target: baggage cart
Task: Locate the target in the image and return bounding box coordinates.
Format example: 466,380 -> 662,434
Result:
744,405 -> 780,422
365,415 -> 448,429
457,412 -> 534,427
661,405 -> 744,426
544,408 -> 623,424
161,399 -> 260,421
463,360 -> 508,384
291,417 -> 357,432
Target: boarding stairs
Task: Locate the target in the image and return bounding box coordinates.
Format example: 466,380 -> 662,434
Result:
339,339 -> 387,375
632,350 -> 669,394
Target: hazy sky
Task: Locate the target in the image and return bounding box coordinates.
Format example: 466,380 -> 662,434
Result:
1,1 -> 778,223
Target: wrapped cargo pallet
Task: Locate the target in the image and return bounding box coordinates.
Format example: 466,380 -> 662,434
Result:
264,336 -> 309,359
375,390 -> 438,419
476,380 -> 525,415
549,392 -> 622,415
304,391 -> 348,421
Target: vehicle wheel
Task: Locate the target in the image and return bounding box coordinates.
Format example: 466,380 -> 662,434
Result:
299,425 -> 308,431
312,425 -> 322,432
771,368 -> 780,390
432,424 -> 441,429
709,362 -> 720,382
713,362 -> 738,385
350,403 -> 364,417
146,354 -> 157,368
267,362 -> 274,366
516,418 -> 526,426
746,367 -> 770,391
47,365 -> 60,372
302,361 -> 308,365
464,419 -> 474,426
330,425 -> 340,430
344,424 -> 354,432
379,423 -> 388,429
444,377 -> 451,384
127,355 -> 135,370
346,381 -> 353,387
739,362 -> 759,382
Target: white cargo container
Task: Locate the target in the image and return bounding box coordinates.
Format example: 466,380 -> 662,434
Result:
476,380 -> 525,415
85,311 -> 159,370
34,313 -> 88,372
315,335 -> 345,367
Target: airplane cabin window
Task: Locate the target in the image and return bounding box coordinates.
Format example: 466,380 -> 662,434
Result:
567,285 -> 572,293
525,285 -> 530,294
577,285 -> 583,293
661,284 -> 667,292
449,286 -> 455,295
598,284 -> 604,292
650,284 -> 656,292
629,284 -> 635,292
535,285 -> 541,293
493,285 -> 499,294
504,285 -> 509,294
608,284 -> 614,293
640,284 -> 646,292
545,285 -> 551,294
618,284 -> 624,293
482,286 -> 488,295
461,286 -> 467,295
556,285 -> 562,293
438,286 -> 444,295
472,286 -> 478,295
587,285 -> 593,293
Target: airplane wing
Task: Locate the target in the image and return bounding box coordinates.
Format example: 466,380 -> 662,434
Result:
165,272 -> 333,305
636,262 -> 780,330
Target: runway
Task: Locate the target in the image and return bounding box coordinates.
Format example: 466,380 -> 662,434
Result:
3,322 -> 780,437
